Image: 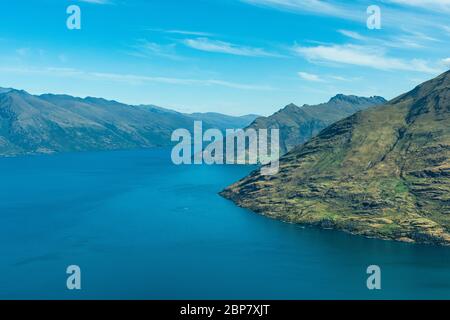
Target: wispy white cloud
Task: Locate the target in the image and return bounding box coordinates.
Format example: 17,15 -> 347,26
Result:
443,25 -> 450,34
0,65 -> 275,91
298,71 -> 324,82
298,71 -> 361,83
338,30 -> 368,41
182,38 -> 281,57
14,48 -> 47,59
242,0 -> 449,35
329,75 -> 362,82
78,0 -> 111,4
148,28 -> 214,37
404,29 -> 439,42
240,0 -> 360,20
91,72 -> 275,90
337,28 -> 438,49
129,40 -> 182,60
386,0 -> 450,12
442,57 -> 450,67
390,29 -> 440,49
294,44 -> 441,74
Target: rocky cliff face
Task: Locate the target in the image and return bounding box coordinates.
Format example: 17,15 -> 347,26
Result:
221,71 -> 450,246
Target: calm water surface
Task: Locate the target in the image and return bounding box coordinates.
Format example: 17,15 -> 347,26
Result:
0,149 -> 449,299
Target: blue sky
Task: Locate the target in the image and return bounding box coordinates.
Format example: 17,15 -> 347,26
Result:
0,0 -> 449,115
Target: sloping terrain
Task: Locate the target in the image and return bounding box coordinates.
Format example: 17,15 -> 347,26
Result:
247,95 -> 386,154
0,88 -> 258,156
222,71 -> 450,245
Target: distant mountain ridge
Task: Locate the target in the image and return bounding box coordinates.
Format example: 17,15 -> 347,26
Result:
247,95 -> 386,154
222,71 -> 450,246
0,88 -> 258,157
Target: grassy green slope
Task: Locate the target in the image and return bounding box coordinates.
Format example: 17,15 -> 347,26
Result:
221,71 -> 450,245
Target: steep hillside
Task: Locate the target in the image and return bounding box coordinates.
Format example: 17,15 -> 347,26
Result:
247,95 -> 386,154
222,71 -> 450,246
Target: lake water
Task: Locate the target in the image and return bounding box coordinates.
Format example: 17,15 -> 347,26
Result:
0,148 -> 449,299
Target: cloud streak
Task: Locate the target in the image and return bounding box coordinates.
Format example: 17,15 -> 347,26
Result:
182,37 -> 281,57
442,57 -> 450,67
0,66 -> 275,91
241,0 -> 450,34
128,40 -> 182,60
298,71 -> 324,82
338,28 -> 439,49
386,0 -> 450,13
240,0 -> 360,20
147,28 -> 214,37
294,44 -> 441,74
338,30 -> 368,41
78,0 -> 111,4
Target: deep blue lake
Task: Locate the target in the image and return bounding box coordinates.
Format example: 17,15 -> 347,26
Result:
0,148 -> 449,299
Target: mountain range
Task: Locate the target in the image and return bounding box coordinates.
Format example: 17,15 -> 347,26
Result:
247,95 -> 386,154
221,70 -> 450,246
0,87 -> 385,158
0,88 -> 258,157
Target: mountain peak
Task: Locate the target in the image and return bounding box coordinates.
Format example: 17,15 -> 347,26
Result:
0,87 -> 13,94
0,87 -> 28,96
283,103 -> 300,111
328,94 -> 386,105
328,94 -> 357,103
329,93 -> 350,101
